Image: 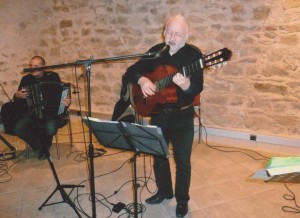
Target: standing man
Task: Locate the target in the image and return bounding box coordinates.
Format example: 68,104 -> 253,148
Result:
126,15 -> 203,217
13,56 -> 70,159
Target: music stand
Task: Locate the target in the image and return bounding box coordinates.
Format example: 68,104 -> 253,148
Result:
83,117 -> 169,218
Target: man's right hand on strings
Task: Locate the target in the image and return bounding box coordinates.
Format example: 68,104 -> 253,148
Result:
138,76 -> 156,97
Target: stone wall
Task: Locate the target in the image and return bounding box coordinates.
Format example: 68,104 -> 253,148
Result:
1,0 -> 300,139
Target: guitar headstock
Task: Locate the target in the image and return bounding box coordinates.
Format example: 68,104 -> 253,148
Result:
204,48 -> 232,68
209,61 -> 228,69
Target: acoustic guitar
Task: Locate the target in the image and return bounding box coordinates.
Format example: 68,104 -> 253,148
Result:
129,47 -> 233,116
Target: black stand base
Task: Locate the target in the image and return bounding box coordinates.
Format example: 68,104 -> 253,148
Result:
39,153 -> 84,217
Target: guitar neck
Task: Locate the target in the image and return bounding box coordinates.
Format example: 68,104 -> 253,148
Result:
155,48 -> 232,90
156,58 -> 204,90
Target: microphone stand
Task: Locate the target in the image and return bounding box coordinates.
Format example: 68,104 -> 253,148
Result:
24,51 -> 156,218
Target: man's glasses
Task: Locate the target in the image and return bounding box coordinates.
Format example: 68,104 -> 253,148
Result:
165,30 -> 184,39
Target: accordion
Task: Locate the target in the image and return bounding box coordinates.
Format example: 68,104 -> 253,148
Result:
25,82 -> 70,119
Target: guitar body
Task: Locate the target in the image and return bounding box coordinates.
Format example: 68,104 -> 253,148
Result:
129,47 -> 232,116
130,65 -> 178,116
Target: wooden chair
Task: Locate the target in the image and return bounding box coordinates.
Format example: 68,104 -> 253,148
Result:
54,113 -> 73,159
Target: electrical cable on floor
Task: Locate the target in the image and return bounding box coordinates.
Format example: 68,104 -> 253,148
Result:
0,161 -> 12,183
0,149 -> 16,161
72,158 -> 131,217
95,193 -> 113,218
0,148 -> 28,183
199,122 -> 270,161
71,152 -> 155,217
125,202 -> 146,217
141,154 -> 156,195
282,183 -> 300,213
66,146 -> 128,162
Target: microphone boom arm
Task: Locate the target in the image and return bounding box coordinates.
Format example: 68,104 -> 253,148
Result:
23,52 -> 155,72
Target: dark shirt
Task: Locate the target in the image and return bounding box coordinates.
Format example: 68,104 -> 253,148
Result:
126,43 -> 204,108
16,71 -> 61,90
14,71 -> 62,118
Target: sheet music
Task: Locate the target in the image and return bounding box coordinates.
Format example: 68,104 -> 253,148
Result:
82,117 -> 169,157
251,157 -> 300,182
250,169 -> 272,181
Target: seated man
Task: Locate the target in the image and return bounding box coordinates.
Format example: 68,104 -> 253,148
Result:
13,56 -> 70,159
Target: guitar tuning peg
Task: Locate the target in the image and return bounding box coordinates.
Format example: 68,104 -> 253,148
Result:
223,61 -> 228,65
209,65 -> 218,70
209,61 -> 228,70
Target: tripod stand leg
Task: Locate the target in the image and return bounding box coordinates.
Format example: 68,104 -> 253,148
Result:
0,134 -> 16,160
39,152 -> 84,217
131,154 -> 139,218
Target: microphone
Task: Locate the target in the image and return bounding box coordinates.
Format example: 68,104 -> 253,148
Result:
154,44 -> 170,58
23,66 -> 45,73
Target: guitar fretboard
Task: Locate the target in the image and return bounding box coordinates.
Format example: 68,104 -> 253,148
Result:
156,58 -> 204,91
155,48 -> 232,91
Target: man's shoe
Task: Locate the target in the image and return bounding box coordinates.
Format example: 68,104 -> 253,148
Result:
145,193 -> 173,205
38,150 -> 47,160
176,203 -> 188,217
37,147 -> 48,160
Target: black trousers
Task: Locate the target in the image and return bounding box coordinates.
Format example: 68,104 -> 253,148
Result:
13,115 -> 59,152
151,106 -> 194,204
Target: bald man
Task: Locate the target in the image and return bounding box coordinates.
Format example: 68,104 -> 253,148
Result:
126,15 -> 204,217
13,56 -> 70,160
